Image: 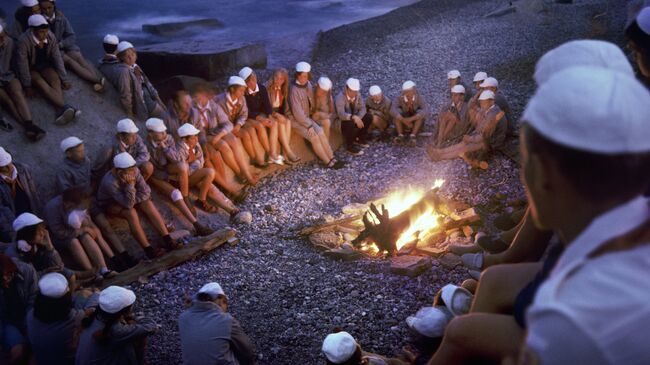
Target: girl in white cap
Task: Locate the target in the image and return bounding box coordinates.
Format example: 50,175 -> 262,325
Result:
240,66 -> 284,166
0,251 -> 37,364
115,41 -> 166,121
265,68 -> 300,164
191,83 -> 260,187
15,14 -> 80,125
313,76 -> 335,139
96,152 -> 176,259
0,24 -> 44,141
77,285 -> 158,365
38,0 -> 105,92
289,62 -> 344,169
390,80 -> 429,146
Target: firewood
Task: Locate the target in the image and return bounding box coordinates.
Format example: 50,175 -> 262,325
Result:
296,215 -> 362,236
102,228 -> 236,288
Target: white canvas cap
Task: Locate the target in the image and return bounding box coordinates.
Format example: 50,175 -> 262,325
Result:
103,34 -> 119,45
346,78 -> 360,92
406,306 -> 452,338
478,90 -> 495,100
99,286 -> 136,314
178,123 -> 201,137
637,6 -> 650,34
13,212 -> 43,232
0,25 -> 4,34
238,66 -> 253,80
0,147 -> 12,167
368,85 -> 382,96
145,118 -> 167,132
480,77 -> 498,88
198,282 -> 226,299
116,118 -> 139,133
447,70 -> 461,79
28,14 -> 48,28
22,0 -> 38,7
402,80 -> 416,90
440,284 -> 473,316
295,61 -> 311,73
113,152 -> 136,169
523,66 -> 650,154
473,71 -> 488,82
60,136 -> 83,152
318,77 -> 332,91
38,273 -> 69,299
116,41 -> 134,53
451,84 -> 466,94
534,40 -> 634,86
228,75 -> 246,87
322,332 -> 358,364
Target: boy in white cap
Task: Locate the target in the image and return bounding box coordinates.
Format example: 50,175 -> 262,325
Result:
0,251 -> 37,365
191,83 -> 260,187
479,77 -> 513,136
391,80 -> 429,146
240,66 -> 284,166
9,0 -> 41,39
96,152 -> 176,259
430,68 -> 650,365
427,90 -> 506,170
626,6 -> 650,78
26,273 -> 86,365
178,282 -> 256,365
115,41 -> 166,121
144,118 -> 214,236
97,34 -> 122,86
176,123 -> 248,223
435,84 -> 470,147
38,0 -> 105,92
289,61 -> 344,169
15,14 -> 80,125
0,146 -> 42,242
313,76 -> 335,139
0,24 -> 44,141
322,330 -> 408,365
447,70 -> 472,101
467,72 -> 487,124
94,118 -> 154,181
365,85 -> 392,140
77,285 -> 158,364
335,77 -> 372,156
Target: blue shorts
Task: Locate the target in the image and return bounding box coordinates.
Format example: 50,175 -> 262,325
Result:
2,323 -> 26,350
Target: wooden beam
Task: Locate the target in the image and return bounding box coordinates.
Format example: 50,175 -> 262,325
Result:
102,228 -> 236,288
296,215 -> 363,237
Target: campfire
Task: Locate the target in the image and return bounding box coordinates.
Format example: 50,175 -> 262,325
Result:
299,179 -> 481,263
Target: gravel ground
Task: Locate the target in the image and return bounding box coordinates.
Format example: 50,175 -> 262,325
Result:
133,1 -> 628,364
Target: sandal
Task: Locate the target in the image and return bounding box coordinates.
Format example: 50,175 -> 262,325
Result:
197,199 -> 218,213
284,155 -> 301,165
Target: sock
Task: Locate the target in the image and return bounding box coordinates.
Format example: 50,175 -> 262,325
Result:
99,267 -> 110,275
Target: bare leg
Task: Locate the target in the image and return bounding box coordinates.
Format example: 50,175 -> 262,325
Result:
428,140 -> 484,161
118,207 -> 152,249
207,185 -> 237,214
86,222 -> 115,257
63,51 -> 101,83
166,162 -> 189,197
266,119 -> 280,159
204,151 -> 238,194
67,238 -> 93,270
251,119 -> 271,153
136,200 -> 170,237
92,212 -> 127,253
212,140 -> 240,175
316,128 -> 334,160
148,176 -> 197,223
79,233 -> 109,269
243,123 -> 266,164
225,134 -> 258,184
0,88 -> 22,122
138,161 -> 154,181
395,118 -> 405,136
372,115 -> 388,132
7,79 -> 33,122
32,69 -> 64,107
188,168 -> 215,202
411,116 -> 425,136
471,263 -> 541,314
239,126 -> 256,159
318,118 -> 332,139
275,114 -> 298,160
427,314 -> 523,365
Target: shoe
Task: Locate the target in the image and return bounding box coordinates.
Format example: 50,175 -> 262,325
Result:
119,251 -> 139,269
100,268 -> 118,279
144,245 -> 166,259
448,242 -> 481,255
269,156 -> 284,166
93,77 -> 106,92
332,160 -> 346,169
355,140 -> 370,148
24,122 -> 46,142
55,106 -> 75,125
73,108 -> 82,120
193,222 -> 214,237
0,117 -> 13,132
461,253 -> 484,271
346,146 -> 363,156
393,135 -> 405,145
284,155 -> 301,165
476,235 -> 509,254
407,135 -> 417,147
163,235 -> 183,250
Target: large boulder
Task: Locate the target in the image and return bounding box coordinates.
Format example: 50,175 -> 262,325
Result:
136,40 -> 267,81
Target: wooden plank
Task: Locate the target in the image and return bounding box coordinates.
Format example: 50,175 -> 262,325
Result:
296,215 -> 362,236
102,228 -> 236,288
445,208 -> 481,230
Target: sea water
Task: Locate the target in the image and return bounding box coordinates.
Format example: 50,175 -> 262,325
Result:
1,0 -> 418,60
